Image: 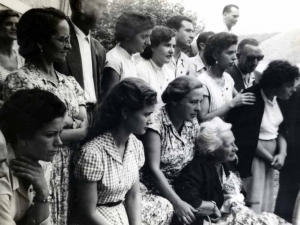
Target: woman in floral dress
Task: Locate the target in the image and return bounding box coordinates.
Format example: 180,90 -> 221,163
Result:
140,76 -> 203,224
3,8 -> 88,225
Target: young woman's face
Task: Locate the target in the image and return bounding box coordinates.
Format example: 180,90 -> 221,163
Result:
216,44 -> 237,70
0,16 -> 19,40
152,37 -> 176,66
131,28 -> 152,53
23,117 -> 64,162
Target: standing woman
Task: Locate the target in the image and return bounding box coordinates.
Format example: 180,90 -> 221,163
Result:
4,8 -> 88,225
101,12 -> 155,96
198,32 -> 255,122
0,10 -> 24,101
136,25 -> 176,107
140,76 -> 203,224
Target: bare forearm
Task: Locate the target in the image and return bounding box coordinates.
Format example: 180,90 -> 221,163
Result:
32,192 -> 50,224
277,133 -> 287,156
60,128 -> 88,144
125,183 -> 142,225
255,140 -> 273,162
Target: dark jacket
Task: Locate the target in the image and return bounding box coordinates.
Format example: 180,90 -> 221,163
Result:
226,64 -> 261,92
226,84 -> 288,178
54,19 -> 106,102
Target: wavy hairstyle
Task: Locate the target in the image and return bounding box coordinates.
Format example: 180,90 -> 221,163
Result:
17,8 -> 67,60
114,12 -> 155,42
141,26 -> 175,59
0,9 -> 19,26
86,78 -> 157,141
0,89 -> 66,144
203,32 -> 238,66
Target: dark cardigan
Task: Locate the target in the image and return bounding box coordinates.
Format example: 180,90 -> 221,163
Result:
226,84 -> 288,178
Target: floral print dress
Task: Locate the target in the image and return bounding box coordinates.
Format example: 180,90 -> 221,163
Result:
3,63 -> 86,225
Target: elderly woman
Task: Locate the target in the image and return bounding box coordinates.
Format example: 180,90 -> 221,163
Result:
0,89 -> 66,225
140,76 -> 203,224
198,32 -> 255,122
227,60 -> 300,214
174,117 -> 291,225
0,10 -> 24,101
101,12 -> 155,96
73,78 -> 172,225
136,25 -> 175,106
4,8 -> 88,224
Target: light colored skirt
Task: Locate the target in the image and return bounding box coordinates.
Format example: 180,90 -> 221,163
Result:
293,190 -> 300,225
242,139 -> 277,214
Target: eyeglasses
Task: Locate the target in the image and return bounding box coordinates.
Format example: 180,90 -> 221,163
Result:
246,55 -> 264,61
53,35 -> 71,45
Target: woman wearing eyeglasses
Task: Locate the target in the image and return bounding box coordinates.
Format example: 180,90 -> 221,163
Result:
4,8 -> 89,225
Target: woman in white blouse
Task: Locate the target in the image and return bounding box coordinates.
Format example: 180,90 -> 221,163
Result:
136,26 -> 176,107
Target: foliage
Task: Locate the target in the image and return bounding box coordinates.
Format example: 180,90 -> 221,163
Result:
92,0 -> 204,51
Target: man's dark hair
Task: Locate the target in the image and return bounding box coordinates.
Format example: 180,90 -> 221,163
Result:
196,31 -> 215,51
237,38 -> 259,52
222,4 -> 239,15
165,15 -> 193,31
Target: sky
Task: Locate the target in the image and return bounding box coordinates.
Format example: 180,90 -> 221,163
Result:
169,0 -> 300,34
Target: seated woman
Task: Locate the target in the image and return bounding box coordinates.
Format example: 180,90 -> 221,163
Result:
226,60 -> 300,214
174,117 -> 291,225
136,25 -> 176,107
140,76 -> 203,224
198,32 -> 255,122
101,12 -> 155,96
0,89 -> 66,225
73,78 -> 173,225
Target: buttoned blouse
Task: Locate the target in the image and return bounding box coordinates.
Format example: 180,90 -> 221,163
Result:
189,55 -> 207,77
259,89 -> 283,140
165,51 -> 191,77
74,132 -> 144,204
105,44 -> 137,80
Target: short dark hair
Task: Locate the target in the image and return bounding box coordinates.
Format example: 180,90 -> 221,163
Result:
17,8 -> 67,60
115,12 -> 155,42
86,78 -> 157,141
204,32 -> 238,66
238,38 -> 259,52
141,26 -> 175,59
165,15 -> 193,31
196,31 -> 215,51
0,89 -> 66,144
260,60 -> 300,89
69,0 -> 79,11
0,9 -> 19,26
162,76 -> 203,104
223,4 -> 239,15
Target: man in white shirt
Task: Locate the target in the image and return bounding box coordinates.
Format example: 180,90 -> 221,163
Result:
226,38 -> 264,92
165,15 -> 194,77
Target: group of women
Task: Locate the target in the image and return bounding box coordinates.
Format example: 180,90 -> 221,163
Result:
0,5 -> 299,225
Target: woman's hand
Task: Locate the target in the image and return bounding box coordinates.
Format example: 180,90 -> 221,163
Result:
63,115 -> 74,129
10,157 -> 49,198
271,154 -> 286,170
174,200 -> 197,224
231,90 -> 256,108
210,206 -> 222,223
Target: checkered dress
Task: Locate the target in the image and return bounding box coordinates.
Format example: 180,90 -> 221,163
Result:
73,132 -> 144,225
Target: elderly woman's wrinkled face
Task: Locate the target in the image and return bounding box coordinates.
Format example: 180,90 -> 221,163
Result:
213,129 -> 238,163
0,16 -> 18,40
216,44 -> 237,70
275,80 -> 298,100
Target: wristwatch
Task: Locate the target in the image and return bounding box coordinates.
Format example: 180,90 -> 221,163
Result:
33,195 -> 51,203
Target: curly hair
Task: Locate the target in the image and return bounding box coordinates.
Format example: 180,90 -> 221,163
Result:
141,26 -> 175,59
115,12 -> 155,42
204,32 -> 238,66
0,9 -> 19,26
17,8 -> 67,60
260,60 -> 300,89
86,78 -> 157,141
195,117 -> 232,157
0,89 -> 66,144
162,76 -> 203,104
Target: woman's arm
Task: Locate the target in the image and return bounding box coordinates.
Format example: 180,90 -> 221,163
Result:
272,133 -> 287,170
125,180 -> 142,225
255,140 -> 274,163
142,130 -> 197,224
101,68 -> 120,97
76,180 -> 111,225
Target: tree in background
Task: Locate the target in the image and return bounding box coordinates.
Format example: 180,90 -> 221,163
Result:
93,0 -> 204,53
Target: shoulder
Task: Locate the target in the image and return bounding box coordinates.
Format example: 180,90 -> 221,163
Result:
91,37 -> 106,54
224,72 -> 235,85
147,107 -> 165,134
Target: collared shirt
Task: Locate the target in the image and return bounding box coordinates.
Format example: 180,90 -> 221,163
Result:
259,89 -> 283,140
71,20 -> 97,104
0,144 -> 51,225
189,55 -> 208,77
235,65 -> 256,89
105,43 -> 137,80
165,51 -> 191,77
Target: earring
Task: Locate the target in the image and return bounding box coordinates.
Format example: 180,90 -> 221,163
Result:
215,60 -> 218,64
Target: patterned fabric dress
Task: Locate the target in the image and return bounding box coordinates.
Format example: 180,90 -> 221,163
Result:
3,63 -> 86,225
210,171 -> 291,225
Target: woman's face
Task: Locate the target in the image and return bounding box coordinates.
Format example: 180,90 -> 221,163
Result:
175,88 -> 203,122
42,19 -> 71,63
131,28 -> 152,53
274,80 -> 298,100
152,37 -> 176,66
125,104 -> 156,135
216,44 -> 237,70
0,16 -> 19,40
23,117 -> 64,162
213,129 -> 238,163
